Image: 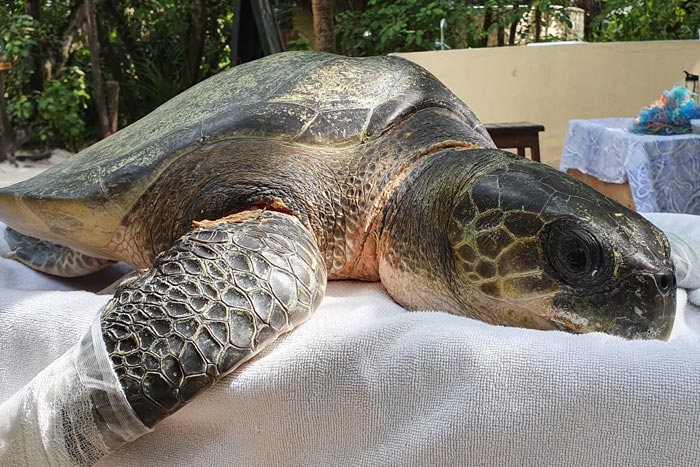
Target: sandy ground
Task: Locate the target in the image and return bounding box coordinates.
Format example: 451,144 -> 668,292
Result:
0,150 -> 72,187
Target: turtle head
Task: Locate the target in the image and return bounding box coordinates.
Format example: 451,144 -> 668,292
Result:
379,147 -> 676,340
443,149 -> 676,340
534,216 -> 675,339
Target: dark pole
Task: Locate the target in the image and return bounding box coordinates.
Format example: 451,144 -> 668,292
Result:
231,0 -> 284,66
250,0 -> 285,55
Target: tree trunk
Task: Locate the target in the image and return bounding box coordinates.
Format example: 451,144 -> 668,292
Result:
534,6 -> 542,42
24,0 -> 45,93
186,0 -> 207,87
509,2 -> 522,46
481,8 -> 494,47
46,0 -> 86,81
102,1 -> 143,67
311,0 -> 335,52
508,20 -> 518,45
105,80 -> 119,134
84,0 -> 111,138
0,63 -> 17,163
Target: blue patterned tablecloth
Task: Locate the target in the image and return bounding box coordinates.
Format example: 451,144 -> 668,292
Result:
560,117 -> 700,213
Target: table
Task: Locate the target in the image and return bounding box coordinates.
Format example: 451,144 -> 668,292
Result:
485,122 -> 545,162
560,117 -> 700,214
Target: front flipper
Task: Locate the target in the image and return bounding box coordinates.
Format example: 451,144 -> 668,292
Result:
4,227 -> 115,277
102,210 -> 327,427
0,211 -> 327,466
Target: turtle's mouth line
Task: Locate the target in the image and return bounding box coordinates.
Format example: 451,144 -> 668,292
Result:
546,313 -> 588,334
543,307 -> 675,340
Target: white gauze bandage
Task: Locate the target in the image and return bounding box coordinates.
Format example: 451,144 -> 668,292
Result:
0,311 -> 150,466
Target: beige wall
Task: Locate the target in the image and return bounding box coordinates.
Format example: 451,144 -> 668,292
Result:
397,41 -> 700,168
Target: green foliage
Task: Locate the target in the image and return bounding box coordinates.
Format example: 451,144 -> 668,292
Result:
123,44 -> 191,120
1,14 -> 38,61
335,0 -> 573,56
6,68 -> 90,150
1,12 -> 91,150
0,1 -> 236,149
34,68 -> 89,148
110,1 -> 198,120
336,0 -> 473,55
591,0 -> 700,41
286,38 -> 312,51
1,0 -> 699,151
201,10 -> 234,75
109,0 -> 235,124
0,13 -> 38,100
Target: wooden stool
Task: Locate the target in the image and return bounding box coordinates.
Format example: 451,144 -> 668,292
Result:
484,122 -> 545,162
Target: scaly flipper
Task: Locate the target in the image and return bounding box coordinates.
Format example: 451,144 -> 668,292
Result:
101,210 -> 326,427
0,210 -> 326,465
4,227 -> 115,277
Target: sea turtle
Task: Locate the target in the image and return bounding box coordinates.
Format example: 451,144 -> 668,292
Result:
0,52 -> 675,437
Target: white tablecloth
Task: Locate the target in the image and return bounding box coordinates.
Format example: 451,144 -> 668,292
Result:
560,118 -> 700,213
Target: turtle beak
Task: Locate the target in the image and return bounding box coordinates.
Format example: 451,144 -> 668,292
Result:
606,270 -> 676,340
544,270 -> 676,340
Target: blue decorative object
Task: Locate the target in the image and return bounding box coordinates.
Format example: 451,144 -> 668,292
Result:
631,86 -> 700,135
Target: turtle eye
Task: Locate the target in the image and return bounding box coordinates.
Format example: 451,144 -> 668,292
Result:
545,221 -> 613,289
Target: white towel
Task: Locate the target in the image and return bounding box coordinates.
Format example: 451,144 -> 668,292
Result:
1,217 -> 699,467
643,213 -> 700,309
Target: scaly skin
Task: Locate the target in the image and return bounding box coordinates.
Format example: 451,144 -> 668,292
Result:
101,211 -> 326,427
119,107 -> 486,277
4,226 -> 115,277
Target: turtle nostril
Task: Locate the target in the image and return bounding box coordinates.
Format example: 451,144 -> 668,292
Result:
655,270 -> 675,294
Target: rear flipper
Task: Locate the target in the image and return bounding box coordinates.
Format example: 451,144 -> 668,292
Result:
4,227 -> 115,277
0,211 -> 327,465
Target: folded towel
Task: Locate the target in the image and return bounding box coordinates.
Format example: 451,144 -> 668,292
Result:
1,218 -> 699,467
643,213 -> 700,309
